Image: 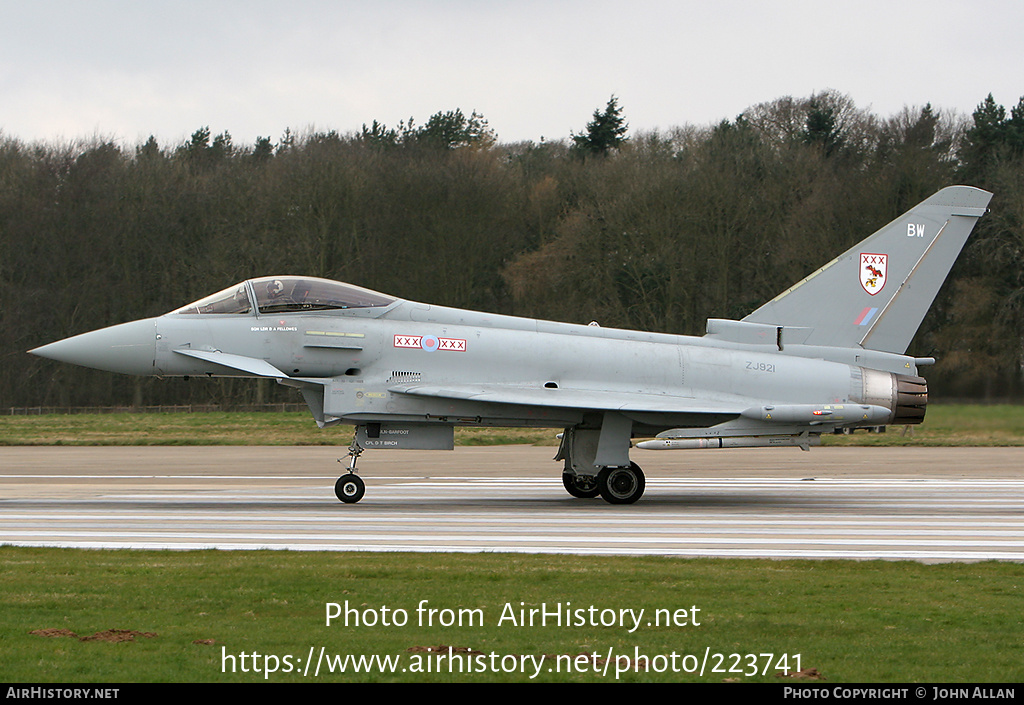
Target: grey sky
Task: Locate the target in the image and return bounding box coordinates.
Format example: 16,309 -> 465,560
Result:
2,0 -> 1021,148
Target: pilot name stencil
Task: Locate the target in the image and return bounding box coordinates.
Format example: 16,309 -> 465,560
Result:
251,325 -> 298,332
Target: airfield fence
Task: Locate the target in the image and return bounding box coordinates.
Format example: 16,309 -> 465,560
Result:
5,404 -> 309,416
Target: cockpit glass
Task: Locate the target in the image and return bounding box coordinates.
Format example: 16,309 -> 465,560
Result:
170,284 -> 252,315
253,276 -> 395,313
170,277 -> 395,315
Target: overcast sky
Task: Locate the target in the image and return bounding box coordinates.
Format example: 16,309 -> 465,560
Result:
2,0 -> 1022,149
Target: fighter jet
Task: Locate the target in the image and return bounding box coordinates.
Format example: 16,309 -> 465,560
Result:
30,186 -> 992,505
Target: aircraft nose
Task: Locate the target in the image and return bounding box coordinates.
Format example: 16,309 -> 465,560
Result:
29,318 -> 158,376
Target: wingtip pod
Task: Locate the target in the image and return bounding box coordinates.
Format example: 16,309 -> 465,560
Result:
743,185 -> 993,354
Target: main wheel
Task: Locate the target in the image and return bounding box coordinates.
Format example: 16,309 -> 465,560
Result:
597,463 -> 645,505
562,472 -> 600,499
335,473 -> 365,504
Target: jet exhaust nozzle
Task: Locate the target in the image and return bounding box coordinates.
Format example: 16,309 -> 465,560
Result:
892,374 -> 928,425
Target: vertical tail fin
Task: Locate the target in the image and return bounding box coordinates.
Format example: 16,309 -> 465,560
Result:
743,185 -> 992,353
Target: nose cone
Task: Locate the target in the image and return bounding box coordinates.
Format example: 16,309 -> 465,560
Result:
30,318 -> 158,376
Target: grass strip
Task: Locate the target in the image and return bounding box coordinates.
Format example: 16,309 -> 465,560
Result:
2,547 -> 1022,683
0,405 -> 1021,446
0,411 -> 558,446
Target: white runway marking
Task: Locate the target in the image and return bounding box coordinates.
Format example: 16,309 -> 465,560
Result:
2,446 -> 1023,561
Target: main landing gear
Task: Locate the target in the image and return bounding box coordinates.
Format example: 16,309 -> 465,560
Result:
335,440 -> 365,504
562,472 -> 600,499
597,463 -> 645,504
333,433 -> 646,505
557,422 -> 646,504
562,463 -> 646,504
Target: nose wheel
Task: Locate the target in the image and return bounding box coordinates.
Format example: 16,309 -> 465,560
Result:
335,440 -> 366,504
335,473 -> 365,503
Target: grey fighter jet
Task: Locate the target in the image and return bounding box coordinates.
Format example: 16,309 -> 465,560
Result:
30,186 -> 992,505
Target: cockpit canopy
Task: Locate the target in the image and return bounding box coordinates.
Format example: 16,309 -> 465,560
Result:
170,276 -> 396,315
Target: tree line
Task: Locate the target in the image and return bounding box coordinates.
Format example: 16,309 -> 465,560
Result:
2,90 -> 1022,409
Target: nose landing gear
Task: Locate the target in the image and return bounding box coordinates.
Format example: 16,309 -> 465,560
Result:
335,440 -> 365,504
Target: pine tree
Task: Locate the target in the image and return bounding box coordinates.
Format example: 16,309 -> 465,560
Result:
571,95 -> 628,157
801,97 -> 844,156
960,94 -> 1008,184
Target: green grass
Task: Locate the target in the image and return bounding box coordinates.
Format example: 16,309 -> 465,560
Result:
821,404 -> 1024,446
2,407 -> 1021,683
1,547 -> 1021,683
0,411 -> 564,447
0,411 -> 322,447
0,404 -> 1021,446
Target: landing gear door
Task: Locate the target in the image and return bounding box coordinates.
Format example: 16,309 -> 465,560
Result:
355,423 -> 455,450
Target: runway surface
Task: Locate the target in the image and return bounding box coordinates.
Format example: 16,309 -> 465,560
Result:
2,446 -> 1023,561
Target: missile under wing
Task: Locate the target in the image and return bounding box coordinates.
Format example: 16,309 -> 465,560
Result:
30,186 -> 993,504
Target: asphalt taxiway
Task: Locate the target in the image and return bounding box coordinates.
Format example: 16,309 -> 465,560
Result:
2,446 -> 1022,561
